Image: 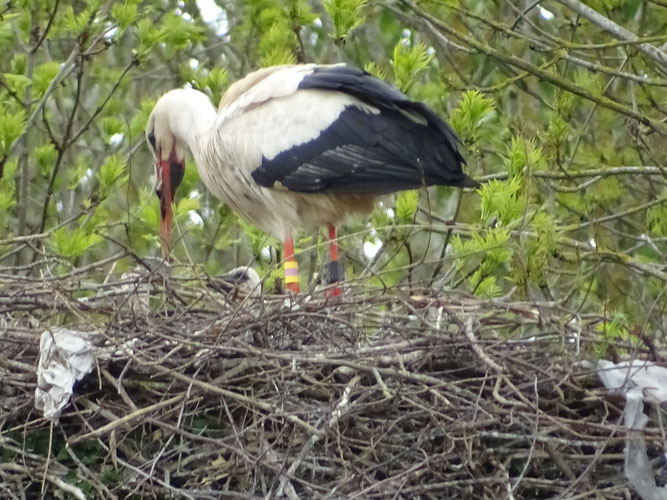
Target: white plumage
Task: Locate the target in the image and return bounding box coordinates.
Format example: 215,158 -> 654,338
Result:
147,63 -> 477,294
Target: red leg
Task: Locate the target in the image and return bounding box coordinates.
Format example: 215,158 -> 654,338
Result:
328,225 -> 342,296
283,236 -> 300,293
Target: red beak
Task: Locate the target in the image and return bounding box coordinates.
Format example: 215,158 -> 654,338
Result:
158,157 -> 174,259
157,151 -> 184,259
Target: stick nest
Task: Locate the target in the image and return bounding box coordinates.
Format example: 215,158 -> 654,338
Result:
1,269 -> 665,499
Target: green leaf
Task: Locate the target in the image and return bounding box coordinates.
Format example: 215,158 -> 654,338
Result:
259,23 -> 298,67
33,62 -> 61,97
647,199 -> 667,237
237,217 -> 273,257
395,190 -> 418,222
136,18 -> 166,56
68,158 -> 88,191
479,178 -> 524,227
111,2 -> 138,32
286,0 -> 318,25
392,42 -> 433,94
35,144 -> 58,177
2,73 -> 31,95
471,272 -> 502,298
62,6 -> 91,34
10,54 -> 27,75
97,154 -> 127,199
473,228 -> 512,273
130,98 -> 156,138
449,90 -> 495,147
0,109 -> 25,156
323,0 -> 368,42
162,12 -> 205,49
0,159 -> 17,213
176,196 -> 200,215
0,22 -> 15,52
49,225 -> 102,259
363,61 -> 387,80
102,117 -> 123,142
503,136 -> 546,179
205,67 -> 228,104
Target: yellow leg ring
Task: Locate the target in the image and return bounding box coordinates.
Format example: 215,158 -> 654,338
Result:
284,261 -> 299,284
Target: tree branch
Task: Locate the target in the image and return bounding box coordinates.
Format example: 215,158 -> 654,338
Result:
554,0 -> 667,72
401,0 -> 667,134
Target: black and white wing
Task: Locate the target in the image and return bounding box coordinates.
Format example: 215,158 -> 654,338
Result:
216,64 -> 477,195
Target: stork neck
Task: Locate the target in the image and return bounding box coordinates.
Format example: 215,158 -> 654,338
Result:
170,91 -> 216,156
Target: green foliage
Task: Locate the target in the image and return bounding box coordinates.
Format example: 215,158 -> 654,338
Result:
32,61 -> 60,96
479,178 -> 524,227
162,12 -> 206,50
203,67 -> 229,104
97,154 -> 128,199
67,157 -> 89,191
453,228 -> 513,297
135,18 -> 166,57
449,90 -> 495,148
2,72 -> 31,95
395,190 -> 418,222
647,201 -> 667,237
61,5 -> 91,34
34,143 -> 58,176
111,2 -> 138,32
259,23 -> 298,66
392,42 -> 433,94
589,177 -> 624,208
323,0 -> 368,42
130,98 -> 156,138
237,217 -> 275,258
363,61 -> 387,80
0,0 -> 662,358
503,136 -> 546,179
10,54 -> 27,75
0,159 -> 17,214
50,224 -> 102,260
543,114 -> 570,159
594,312 -> 639,356
285,0 -> 319,26
102,116 -> 123,141
242,0 -> 303,67
0,21 -> 15,52
470,272 -> 502,298
513,212 -> 557,289
0,109 -> 25,156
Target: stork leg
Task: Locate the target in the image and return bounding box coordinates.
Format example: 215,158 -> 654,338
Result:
283,236 -> 300,293
328,224 -> 343,297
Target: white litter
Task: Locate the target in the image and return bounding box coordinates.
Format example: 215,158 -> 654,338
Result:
597,359 -> 667,403
595,359 -> 667,500
35,328 -> 96,419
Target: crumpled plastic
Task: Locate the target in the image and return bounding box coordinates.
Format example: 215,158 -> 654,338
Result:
596,359 -> 667,500
597,359 -> 667,403
35,328 -> 96,419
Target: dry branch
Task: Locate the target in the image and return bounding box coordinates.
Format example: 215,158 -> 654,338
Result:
0,268 -> 664,499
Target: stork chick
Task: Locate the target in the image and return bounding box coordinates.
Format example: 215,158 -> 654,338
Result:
147,64 -> 478,295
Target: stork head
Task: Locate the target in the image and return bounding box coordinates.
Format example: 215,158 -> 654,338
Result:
146,91 -> 188,258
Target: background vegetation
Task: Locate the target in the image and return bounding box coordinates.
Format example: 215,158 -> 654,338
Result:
0,0 -> 665,497
1,0 -> 665,335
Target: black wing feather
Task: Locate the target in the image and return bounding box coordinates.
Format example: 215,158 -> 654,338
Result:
251,65 -> 478,194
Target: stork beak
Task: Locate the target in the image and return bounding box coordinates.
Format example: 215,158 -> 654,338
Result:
157,152 -> 184,259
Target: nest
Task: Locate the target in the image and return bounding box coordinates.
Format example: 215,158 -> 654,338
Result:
1,269 -> 665,499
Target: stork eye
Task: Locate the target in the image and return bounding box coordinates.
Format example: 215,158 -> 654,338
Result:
148,131 -> 156,151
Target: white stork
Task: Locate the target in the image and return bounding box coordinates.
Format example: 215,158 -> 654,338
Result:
146,64 -> 478,295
